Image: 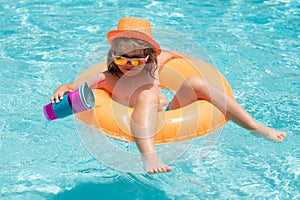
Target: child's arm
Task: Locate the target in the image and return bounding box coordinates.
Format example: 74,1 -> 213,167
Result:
157,50 -> 176,65
50,72 -> 104,103
157,50 -> 181,72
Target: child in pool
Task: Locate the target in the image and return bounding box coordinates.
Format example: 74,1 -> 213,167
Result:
50,17 -> 286,174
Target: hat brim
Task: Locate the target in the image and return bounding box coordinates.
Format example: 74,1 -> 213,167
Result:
107,30 -> 161,55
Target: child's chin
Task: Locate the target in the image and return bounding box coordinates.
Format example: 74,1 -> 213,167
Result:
124,69 -> 142,76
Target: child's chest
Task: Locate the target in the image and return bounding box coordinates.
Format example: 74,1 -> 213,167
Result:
108,74 -> 156,107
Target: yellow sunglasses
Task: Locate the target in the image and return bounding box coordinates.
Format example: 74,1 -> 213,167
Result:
112,54 -> 149,67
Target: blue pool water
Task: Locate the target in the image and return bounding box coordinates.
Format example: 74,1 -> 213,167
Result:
1,0 -> 299,199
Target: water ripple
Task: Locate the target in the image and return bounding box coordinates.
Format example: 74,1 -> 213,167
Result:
1,0 -> 299,199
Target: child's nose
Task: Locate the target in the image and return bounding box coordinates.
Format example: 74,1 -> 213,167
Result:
126,61 -> 134,67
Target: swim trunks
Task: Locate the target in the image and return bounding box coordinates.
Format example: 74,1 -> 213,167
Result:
165,102 -> 171,111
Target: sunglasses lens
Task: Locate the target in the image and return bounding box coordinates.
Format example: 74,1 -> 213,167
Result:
131,59 -> 144,67
114,57 -> 127,65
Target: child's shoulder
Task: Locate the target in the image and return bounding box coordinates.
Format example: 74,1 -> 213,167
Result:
102,71 -> 120,83
157,50 -> 184,65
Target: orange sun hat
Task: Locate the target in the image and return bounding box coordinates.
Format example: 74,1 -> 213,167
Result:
107,17 -> 161,55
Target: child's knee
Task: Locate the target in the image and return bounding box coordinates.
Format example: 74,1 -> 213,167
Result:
137,90 -> 159,105
185,76 -> 207,90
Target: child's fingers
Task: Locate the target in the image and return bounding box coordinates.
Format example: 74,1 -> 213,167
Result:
50,96 -> 55,103
58,91 -> 64,100
58,90 -> 72,99
54,93 -> 60,103
50,95 -> 58,103
50,89 -> 72,103
51,92 -> 62,103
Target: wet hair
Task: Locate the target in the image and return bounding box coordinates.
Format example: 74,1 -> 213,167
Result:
107,37 -> 158,78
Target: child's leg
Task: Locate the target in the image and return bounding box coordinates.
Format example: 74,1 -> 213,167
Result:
131,89 -> 172,174
169,76 -> 286,142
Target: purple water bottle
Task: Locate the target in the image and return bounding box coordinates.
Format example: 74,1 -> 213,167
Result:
43,82 -> 95,120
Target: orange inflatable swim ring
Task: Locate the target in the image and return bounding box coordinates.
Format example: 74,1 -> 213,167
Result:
76,55 -> 234,144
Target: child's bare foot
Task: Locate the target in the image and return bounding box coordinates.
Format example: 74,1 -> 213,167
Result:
250,125 -> 287,142
142,152 -> 172,174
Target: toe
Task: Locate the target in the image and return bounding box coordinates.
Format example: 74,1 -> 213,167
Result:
152,168 -> 159,174
162,167 -> 168,172
157,168 -> 164,173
